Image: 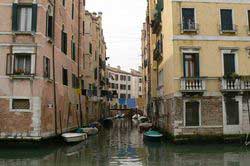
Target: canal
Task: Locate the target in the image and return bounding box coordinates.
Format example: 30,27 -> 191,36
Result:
0,119 -> 250,166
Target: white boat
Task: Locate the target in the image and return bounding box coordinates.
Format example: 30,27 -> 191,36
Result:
80,127 -> 98,135
62,133 -> 87,143
132,114 -> 141,119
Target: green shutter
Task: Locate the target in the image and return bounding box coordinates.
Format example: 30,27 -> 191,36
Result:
32,4 -> 38,32
12,3 -> 18,31
195,54 -> 200,77
183,54 -> 186,77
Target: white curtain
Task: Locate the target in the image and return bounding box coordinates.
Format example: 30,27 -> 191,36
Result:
18,7 -> 32,32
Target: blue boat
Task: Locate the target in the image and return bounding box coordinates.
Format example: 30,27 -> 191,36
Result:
143,130 -> 163,142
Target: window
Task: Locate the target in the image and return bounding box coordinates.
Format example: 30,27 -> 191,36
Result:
89,43 -> 92,54
62,67 -> 68,86
94,68 -> 98,80
182,8 -> 196,31
223,53 -> 235,76
83,21 -> 85,35
120,94 -> 126,99
220,9 -> 234,31
139,86 -> 142,92
71,0 -> 74,19
46,5 -> 53,39
62,0 -> 65,6
185,101 -> 200,126
139,78 -> 142,83
183,53 -> 199,77
71,36 -> 76,61
248,10 -> 250,31
83,0 -> 85,7
72,74 -> 79,89
115,74 -> 118,81
43,56 -> 50,78
14,54 -> 31,75
12,3 -> 37,32
61,25 -> 67,54
120,84 -> 126,90
128,85 -> 131,90
128,76 -> 131,81
12,99 -> 30,110
128,94 -> 131,99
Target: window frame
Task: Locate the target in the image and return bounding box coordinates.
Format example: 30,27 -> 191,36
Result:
183,100 -> 201,127
62,67 -> 68,86
221,49 -> 238,76
43,56 -> 50,79
219,8 -> 236,33
10,97 -> 32,112
181,7 -> 197,32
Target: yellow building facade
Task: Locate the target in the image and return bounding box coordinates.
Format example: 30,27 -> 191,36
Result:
145,0 -> 250,140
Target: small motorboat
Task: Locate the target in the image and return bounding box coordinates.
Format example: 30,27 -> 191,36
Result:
132,114 -> 141,119
139,122 -> 153,132
138,116 -> 149,123
143,130 -> 163,142
62,133 -> 87,143
76,127 -> 98,136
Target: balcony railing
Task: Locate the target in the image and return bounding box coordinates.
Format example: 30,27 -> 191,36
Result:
180,77 -> 206,92
221,78 -> 250,91
180,23 -> 199,33
219,24 -> 237,34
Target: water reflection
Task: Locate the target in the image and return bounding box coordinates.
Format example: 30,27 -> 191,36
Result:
0,119 -> 250,166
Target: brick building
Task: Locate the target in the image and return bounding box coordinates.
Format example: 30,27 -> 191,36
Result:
0,0 -> 108,140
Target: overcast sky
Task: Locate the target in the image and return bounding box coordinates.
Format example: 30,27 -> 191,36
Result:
86,0 -> 147,72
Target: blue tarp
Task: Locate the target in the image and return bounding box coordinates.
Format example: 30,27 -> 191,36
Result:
118,98 -> 126,105
127,98 -> 136,108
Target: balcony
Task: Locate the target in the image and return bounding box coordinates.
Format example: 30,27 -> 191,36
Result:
221,77 -> 250,92
219,24 -> 237,34
151,0 -> 163,34
180,77 -> 206,92
180,23 -> 199,34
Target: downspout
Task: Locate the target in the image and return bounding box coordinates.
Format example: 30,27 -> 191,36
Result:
78,0 -> 83,127
52,0 -> 59,135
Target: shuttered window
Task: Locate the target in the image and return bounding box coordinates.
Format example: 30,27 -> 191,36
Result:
248,10 -> 250,31
185,101 -> 200,126
61,26 -> 68,54
43,56 -> 50,78
223,53 -> 235,76
12,3 -> 37,32
46,5 -> 53,39
220,9 -> 233,30
62,68 -> 68,86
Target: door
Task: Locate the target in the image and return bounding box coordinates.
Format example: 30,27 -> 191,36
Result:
223,97 -> 242,134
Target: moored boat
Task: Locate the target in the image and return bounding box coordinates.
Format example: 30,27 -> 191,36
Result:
132,114 -> 141,119
138,116 -> 149,123
77,127 -> 98,136
139,122 -> 153,132
143,130 -> 163,142
62,133 -> 87,143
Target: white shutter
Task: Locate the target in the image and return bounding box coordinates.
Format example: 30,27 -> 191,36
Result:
26,8 -> 32,31
31,54 -> 36,74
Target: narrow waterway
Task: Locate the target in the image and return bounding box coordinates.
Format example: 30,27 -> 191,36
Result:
0,119 -> 250,166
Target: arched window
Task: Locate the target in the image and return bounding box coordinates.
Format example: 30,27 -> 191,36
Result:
46,5 -> 53,39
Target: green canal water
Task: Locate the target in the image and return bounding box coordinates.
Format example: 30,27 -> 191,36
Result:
0,119 -> 250,166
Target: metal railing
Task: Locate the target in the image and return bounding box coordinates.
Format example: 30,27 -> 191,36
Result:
180,23 -> 199,33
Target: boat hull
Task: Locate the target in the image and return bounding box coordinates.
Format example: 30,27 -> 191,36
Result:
62,133 -> 87,143
143,134 -> 163,142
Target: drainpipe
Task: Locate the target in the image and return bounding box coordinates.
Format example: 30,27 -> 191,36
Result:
52,0 -> 59,135
78,0 -> 83,127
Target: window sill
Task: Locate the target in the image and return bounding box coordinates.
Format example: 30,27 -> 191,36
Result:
10,75 -> 34,79
13,31 -> 35,36
10,109 -> 32,113
219,30 -> 237,35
